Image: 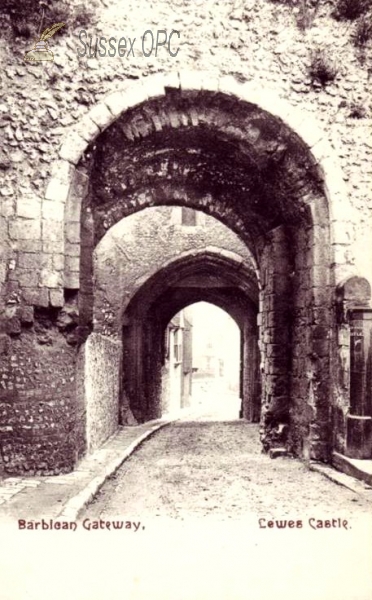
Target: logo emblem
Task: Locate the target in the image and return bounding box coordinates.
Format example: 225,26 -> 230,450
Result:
24,22 -> 65,62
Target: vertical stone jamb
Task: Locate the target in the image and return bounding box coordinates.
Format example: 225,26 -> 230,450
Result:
259,225 -> 292,452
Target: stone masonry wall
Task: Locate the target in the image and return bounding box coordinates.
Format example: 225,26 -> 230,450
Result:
93,206 -> 255,336
1,0 -> 371,292
0,0 -> 371,471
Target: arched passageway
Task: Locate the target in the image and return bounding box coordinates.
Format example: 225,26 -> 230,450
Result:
45,73 -> 352,468
1,75 -> 370,477
120,251 -> 260,427
71,81 -> 334,461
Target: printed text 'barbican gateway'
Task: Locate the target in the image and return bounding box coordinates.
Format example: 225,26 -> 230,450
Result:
76,29 -> 180,58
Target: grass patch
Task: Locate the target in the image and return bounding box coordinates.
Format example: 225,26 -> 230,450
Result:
353,14 -> 372,47
4,0 -> 98,39
309,48 -> 338,86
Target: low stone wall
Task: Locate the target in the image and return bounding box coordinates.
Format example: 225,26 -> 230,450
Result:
0,322 -> 82,475
82,333 -> 122,453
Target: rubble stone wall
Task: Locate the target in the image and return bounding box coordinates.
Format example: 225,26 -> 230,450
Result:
0,0 -> 371,472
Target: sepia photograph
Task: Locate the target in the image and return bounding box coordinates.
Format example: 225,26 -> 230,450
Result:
0,0 -> 371,598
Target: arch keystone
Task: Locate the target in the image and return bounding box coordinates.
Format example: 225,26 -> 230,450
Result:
201,72 -> 220,92
218,75 -> 243,97
179,70 -> 203,92
163,71 -> 181,92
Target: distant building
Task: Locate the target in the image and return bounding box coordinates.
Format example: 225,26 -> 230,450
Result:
192,306 -> 240,393
161,309 -> 193,414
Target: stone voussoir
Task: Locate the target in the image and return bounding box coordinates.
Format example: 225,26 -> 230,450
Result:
104,90 -> 130,117
142,74 -> 166,100
179,70 -> 204,92
218,74 -> 245,97
59,131 -> 89,166
163,71 -> 181,92
120,81 -> 149,110
87,103 -> 116,131
74,114 -> 101,143
50,159 -> 74,185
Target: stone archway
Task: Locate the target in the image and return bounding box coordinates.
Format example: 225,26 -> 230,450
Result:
42,70 -> 355,466
119,251 -> 259,427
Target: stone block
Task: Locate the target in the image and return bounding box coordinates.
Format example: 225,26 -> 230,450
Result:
22,287 -> 49,307
201,73 -> 220,92
64,271 -> 79,289
40,269 -> 63,288
312,224 -> 330,250
312,286 -> 331,307
49,289 -> 64,307
43,240 -> 64,254
65,242 -> 80,257
142,74 -> 165,100
104,91 -> 129,117
9,218 -> 41,240
53,254 -> 65,271
65,255 -> 80,274
312,241 -> 330,266
17,240 -> 42,253
42,220 -> 63,243
65,222 -> 81,244
180,70 -> 204,92
218,75 -> 242,97
308,197 -> 329,228
1,198 -> 15,217
311,339 -> 330,358
65,170 -> 87,223
42,200 -> 64,221
17,253 -> 42,270
20,306 -> 34,324
312,265 -> 329,287
45,178 -> 70,204
319,157 -> 347,201
6,315 -> 21,336
163,71 -> 180,92
296,120 -> 324,149
50,159 -> 74,184
88,103 -> 116,131
59,132 -> 88,166
16,196 -> 41,219
123,82 -> 148,110
75,115 -> 100,142
17,269 -> 39,288
311,139 -> 332,164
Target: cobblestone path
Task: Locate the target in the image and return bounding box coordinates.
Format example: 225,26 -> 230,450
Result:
83,409 -> 371,521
